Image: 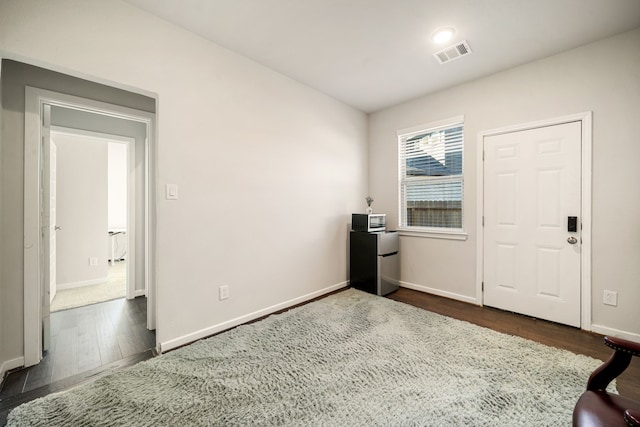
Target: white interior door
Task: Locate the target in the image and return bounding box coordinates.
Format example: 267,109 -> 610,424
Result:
41,104 -> 52,351
483,121 -> 581,327
50,140 -> 58,305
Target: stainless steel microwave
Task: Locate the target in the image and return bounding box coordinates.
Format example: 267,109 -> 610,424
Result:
352,213 -> 386,232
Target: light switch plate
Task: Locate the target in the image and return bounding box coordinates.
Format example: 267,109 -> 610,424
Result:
166,184 -> 178,200
219,285 -> 229,301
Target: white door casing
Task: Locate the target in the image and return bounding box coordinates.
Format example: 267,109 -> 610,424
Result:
49,140 -> 57,305
41,104 -> 52,351
24,86 -> 157,367
483,121 -> 582,327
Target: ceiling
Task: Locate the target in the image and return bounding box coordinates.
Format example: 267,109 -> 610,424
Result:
123,0 -> 640,113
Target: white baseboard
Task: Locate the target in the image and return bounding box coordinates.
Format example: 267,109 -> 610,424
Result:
160,281 -> 349,353
1,356 -> 25,381
57,277 -> 108,290
399,282 -> 639,342
400,281 -> 479,305
590,324 -> 640,343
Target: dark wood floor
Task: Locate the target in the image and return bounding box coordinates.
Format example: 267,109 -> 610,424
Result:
0,296 -> 156,424
387,287 -> 640,401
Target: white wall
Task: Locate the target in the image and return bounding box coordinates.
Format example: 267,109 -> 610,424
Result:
0,0 -> 368,360
108,142 -> 128,231
52,132 -> 109,287
369,28 -> 640,339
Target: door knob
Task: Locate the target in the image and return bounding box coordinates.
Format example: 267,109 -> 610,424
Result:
54,225 -> 62,231
567,236 -> 578,244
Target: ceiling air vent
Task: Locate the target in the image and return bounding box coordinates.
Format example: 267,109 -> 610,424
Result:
433,40 -> 472,64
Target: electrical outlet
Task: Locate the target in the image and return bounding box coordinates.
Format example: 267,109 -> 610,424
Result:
603,290 -> 618,306
89,257 -> 98,266
219,285 -> 229,301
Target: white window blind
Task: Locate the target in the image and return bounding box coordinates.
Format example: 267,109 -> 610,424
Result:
399,119 -> 464,230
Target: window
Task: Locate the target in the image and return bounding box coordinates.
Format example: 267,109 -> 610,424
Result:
398,117 -> 464,232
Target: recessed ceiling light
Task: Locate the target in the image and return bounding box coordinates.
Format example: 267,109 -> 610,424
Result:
431,27 -> 455,44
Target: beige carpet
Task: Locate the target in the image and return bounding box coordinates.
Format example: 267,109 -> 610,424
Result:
50,262 -> 126,312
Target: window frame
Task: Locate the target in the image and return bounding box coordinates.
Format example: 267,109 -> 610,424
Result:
397,115 -> 467,240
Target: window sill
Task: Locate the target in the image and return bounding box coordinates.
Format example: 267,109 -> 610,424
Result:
397,228 -> 468,241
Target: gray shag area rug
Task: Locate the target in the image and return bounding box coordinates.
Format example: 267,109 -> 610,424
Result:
8,288 -> 607,426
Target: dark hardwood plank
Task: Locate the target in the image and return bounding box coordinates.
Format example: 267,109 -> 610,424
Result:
131,320 -> 155,350
51,325 -> 79,383
54,308 -> 78,331
77,316 -> 102,373
128,309 -> 147,325
0,370 -> 28,399
116,333 -> 141,358
0,297 -> 155,405
95,308 -> 123,365
22,343 -> 55,392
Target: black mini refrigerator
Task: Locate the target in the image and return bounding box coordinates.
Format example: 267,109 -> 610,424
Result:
349,231 -> 400,296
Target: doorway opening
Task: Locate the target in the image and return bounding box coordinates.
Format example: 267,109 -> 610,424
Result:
48,127 -> 135,313
23,87 -> 157,369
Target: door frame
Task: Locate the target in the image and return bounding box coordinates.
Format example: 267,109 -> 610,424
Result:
475,111 -> 593,330
50,126 -> 137,300
24,86 -> 157,367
